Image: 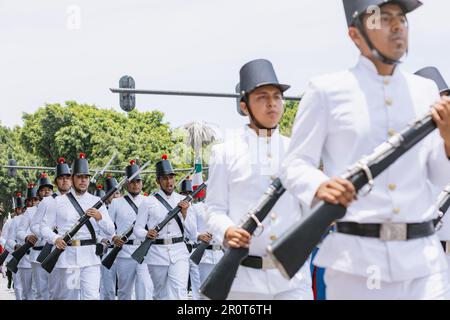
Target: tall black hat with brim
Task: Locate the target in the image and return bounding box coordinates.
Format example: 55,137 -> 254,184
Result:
37,172 -> 54,191
415,67 -> 450,95
95,185 -> 106,198
126,160 -> 142,181
15,192 -> 25,208
105,176 -> 118,193
72,153 -> 91,176
56,157 -> 71,178
342,0 -> 422,27
155,154 -> 175,178
26,184 -> 38,200
180,179 -> 193,193
239,59 -> 290,104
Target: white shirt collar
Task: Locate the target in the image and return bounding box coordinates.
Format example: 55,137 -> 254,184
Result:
244,124 -> 280,140
355,54 -> 402,82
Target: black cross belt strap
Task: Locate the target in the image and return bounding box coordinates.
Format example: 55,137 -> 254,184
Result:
52,193 -> 58,199
154,193 -> 184,235
124,195 -> 138,214
66,193 -> 97,243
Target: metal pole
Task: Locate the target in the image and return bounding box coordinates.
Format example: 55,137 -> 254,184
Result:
110,88 -> 303,102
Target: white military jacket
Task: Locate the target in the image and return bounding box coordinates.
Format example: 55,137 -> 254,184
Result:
282,55 -> 450,282
17,206 -> 40,264
7,213 -> 31,268
134,189 -> 196,265
108,194 -> 145,259
41,189 -> 115,268
206,125 -> 311,294
190,201 -> 223,265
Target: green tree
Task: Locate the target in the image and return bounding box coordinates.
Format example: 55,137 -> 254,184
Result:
0,123 -> 40,225
280,99 -> 300,137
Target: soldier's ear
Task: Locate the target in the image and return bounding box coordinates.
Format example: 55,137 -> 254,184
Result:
348,26 -> 363,49
240,101 -> 250,116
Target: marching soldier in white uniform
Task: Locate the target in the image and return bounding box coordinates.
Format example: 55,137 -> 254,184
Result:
7,185 -> 39,300
100,176 -> 120,300
190,198 -> 224,299
281,0 -> 450,299
5,193 -> 25,299
34,158 -> 72,299
134,155 -> 196,300
16,173 -> 54,300
41,153 -> 115,300
179,179 -> 202,300
206,59 -> 313,300
108,160 -> 153,300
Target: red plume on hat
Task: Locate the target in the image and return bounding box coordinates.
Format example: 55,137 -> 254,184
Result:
79,153 -> 86,159
161,154 -> 168,160
58,157 -> 66,164
130,160 -> 136,165
41,172 -> 47,178
97,185 -> 103,190
143,192 -> 149,197
16,192 -> 22,197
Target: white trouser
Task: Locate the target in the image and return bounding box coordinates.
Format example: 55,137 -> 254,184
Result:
31,262 -> 49,300
12,271 -> 22,300
48,269 -> 58,299
325,268 -> 450,300
18,268 -> 33,300
116,258 -> 153,300
52,265 -> 101,300
100,263 -> 117,300
148,259 -> 189,300
197,263 -> 215,300
228,288 -> 313,300
189,260 -> 202,300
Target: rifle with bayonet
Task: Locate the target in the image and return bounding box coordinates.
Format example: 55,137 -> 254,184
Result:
41,161 -> 151,273
101,222 -> 135,269
131,182 -> 208,264
266,112 -> 438,280
200,178 -> 285,299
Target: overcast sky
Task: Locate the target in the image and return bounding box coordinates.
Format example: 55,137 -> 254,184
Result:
0,0 -> 449,132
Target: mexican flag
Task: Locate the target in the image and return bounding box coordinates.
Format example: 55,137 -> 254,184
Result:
192,156 -> 206,199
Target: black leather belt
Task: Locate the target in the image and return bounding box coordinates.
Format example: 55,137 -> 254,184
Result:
240,255 -> 276,270
336,221 -> 435,241
32,246 -> 44,251
68,239 -> 97,247
441,241 -> 450,253
206,245 -> 223,250
153,237 -> 184,245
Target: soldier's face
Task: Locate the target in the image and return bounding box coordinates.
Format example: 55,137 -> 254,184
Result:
72,175 -> 90,193
39,187 -> 53,198
56,175 -> 72,192
127,179 -> 143,194
357,4 -> 408,61
241,85 -> 284,129
158,175 -> 175,195
15,207 -> 23,215
27,198 -> 39,207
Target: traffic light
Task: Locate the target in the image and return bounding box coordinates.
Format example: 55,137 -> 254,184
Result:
119,75 -> 136,112
8,159 -> 17,177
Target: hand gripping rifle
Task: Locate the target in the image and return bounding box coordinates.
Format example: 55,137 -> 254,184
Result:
189,240 -> 209,265
41,161 -> 151,273
434,184 -> 450,231
200,178 -> 285,300
101,222 -> 135,269
131,182 -> 208,264
266,112 -> 438,279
